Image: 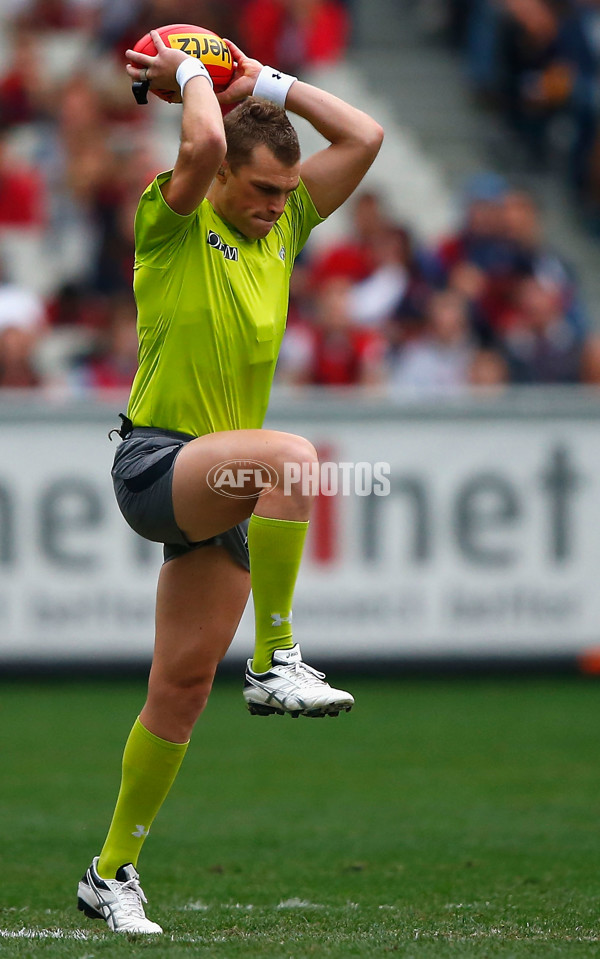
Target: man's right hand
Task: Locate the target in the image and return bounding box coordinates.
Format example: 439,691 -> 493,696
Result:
126,30 -> 190,104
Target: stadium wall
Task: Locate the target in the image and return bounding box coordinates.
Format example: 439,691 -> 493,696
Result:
1,389 -> 599,671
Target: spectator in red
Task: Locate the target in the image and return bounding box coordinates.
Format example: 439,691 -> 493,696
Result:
0,128 -> 46,228
73,295 -> 138,390
46,282 -> 110,337
90,136 -> 158,294
239,0 -> 350,75
310,191 -> 390,288
13,0 -> 96,30
0,28 -> 51,128
277,276 -> 385,387
96,0 -> 239,60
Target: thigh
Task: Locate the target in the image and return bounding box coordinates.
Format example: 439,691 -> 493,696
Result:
171,428 -> 315,541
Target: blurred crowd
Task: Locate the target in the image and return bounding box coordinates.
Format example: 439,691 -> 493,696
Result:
277,172 -> 600,392
0,0 -> 598,396
445,0 -> 600,228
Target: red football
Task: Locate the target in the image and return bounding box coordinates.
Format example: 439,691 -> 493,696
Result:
133,24 -> 234,102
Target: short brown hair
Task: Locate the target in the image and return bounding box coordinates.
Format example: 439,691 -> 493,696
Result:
223,97 -> 301,172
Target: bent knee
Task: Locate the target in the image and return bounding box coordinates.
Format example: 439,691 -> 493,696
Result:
271,433 -> 318,473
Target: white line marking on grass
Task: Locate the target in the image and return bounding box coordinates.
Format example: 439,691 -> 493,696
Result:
444,901 -> 491,910
5,924 -> 600,946
277,899 -> 325,909
180,899 -> 363,914
0,928 -> 98,940
0,928 -> 230,946
180,901 -> 255,912
411,929 -> 600,944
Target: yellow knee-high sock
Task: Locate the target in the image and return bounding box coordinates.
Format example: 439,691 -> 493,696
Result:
248,514 -> 309,674
97,717 -> 188,878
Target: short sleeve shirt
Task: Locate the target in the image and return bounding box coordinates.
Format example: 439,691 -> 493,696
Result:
127,172 -> 324,436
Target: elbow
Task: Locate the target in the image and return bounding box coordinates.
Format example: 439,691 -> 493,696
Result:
350,119 -> 384,165
365,121 -> 384,159
180,126 -> 227,167
206,126 -> 228,162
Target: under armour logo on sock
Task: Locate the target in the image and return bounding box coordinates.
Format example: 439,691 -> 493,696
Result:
272,72 -> 282,79
271,611 -> 292,627
132,824 -> 149,838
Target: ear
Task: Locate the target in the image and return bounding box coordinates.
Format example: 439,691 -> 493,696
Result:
216,161 -> 229,183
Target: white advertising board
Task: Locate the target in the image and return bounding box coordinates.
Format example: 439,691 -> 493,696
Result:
1,393 -> 599,664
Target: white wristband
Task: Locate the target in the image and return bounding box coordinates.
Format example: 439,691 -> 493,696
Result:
176,57 -> 213,95
252,65 -> 297,108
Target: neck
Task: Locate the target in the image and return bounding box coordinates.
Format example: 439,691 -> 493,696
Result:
205,182 -> 220,213
205,185 -> 239,235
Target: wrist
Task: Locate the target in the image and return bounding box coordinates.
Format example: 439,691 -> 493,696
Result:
176,58 -> 213,95
252,65 -> 297,108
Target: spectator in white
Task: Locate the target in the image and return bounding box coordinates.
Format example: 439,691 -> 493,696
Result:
389,289 -> 477,396
0,264 -> 46,387
349,225 -> 414,329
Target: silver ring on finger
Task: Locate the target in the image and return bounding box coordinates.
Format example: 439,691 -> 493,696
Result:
142,67 -> 149,81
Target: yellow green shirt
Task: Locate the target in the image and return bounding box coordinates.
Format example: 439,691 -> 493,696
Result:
127,171 -> 324,436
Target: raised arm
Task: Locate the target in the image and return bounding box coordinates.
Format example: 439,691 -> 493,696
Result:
286,83 -> 384,218
220,40 -> 384,218
126,31 -> 227,216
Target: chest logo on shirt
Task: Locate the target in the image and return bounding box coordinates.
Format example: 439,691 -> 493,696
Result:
279,246 -> 286,261
207,230 -> 239,261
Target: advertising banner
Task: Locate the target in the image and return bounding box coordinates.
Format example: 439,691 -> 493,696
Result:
1,393 -> 599,664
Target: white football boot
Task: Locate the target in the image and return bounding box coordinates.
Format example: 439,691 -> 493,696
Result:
77,857 -> 163,934
243,644 -> 354,717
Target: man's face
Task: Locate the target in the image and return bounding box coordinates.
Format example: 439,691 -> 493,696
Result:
216,144 -> 301,240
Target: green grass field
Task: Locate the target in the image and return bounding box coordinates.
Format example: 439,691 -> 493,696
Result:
0,675 -> 599,957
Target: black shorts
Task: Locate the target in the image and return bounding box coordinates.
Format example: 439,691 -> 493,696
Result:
111,426 -> 250,569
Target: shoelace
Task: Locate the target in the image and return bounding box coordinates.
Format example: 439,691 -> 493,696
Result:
114,877 -> 148,916
279,662 -> 327,686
